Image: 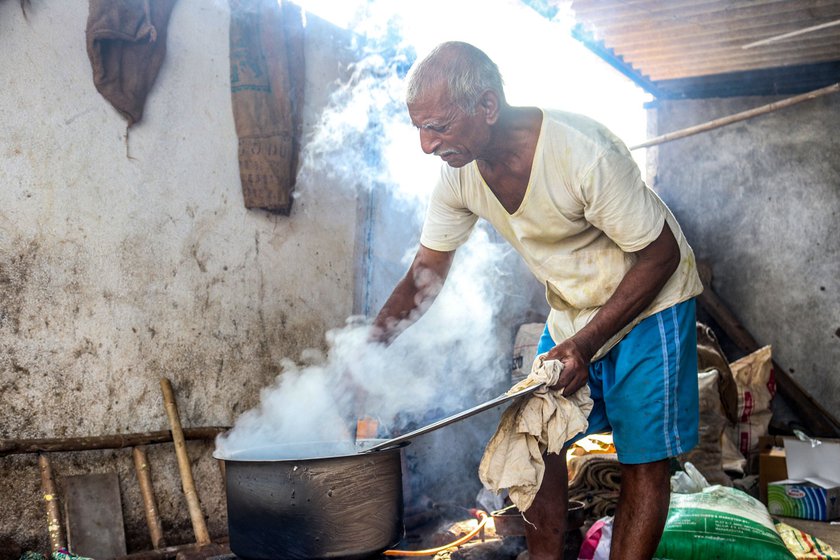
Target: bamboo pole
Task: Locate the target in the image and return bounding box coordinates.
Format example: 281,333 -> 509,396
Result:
742,19 -> 840,49
0,427 -> 228,456
160,378 -> 211,546
38,454 -> 66,553
132,446 -> 166,549
630,82 -> 840,150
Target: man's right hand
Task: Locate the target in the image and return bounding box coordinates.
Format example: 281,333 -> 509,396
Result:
544,336 -> 594,395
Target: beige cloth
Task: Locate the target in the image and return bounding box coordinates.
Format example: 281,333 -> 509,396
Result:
478,354 -> 594,512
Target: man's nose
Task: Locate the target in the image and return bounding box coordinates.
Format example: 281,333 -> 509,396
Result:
418,129 -> 440,155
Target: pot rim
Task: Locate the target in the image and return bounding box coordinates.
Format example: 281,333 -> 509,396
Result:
213,439 -> 406,462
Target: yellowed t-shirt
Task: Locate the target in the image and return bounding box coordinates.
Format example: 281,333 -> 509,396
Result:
420,109 -> 702,359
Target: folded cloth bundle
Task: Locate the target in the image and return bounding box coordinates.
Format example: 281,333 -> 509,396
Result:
479,354 -> 594,512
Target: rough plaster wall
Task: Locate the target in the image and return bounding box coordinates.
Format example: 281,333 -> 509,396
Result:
0,1 -> 357,553
649,94 -> 840,418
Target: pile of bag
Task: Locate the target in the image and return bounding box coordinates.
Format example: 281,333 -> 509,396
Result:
678,323 -> 776,487
578,464 -> 839,560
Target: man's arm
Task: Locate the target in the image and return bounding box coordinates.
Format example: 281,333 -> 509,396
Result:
370,245 -> 455,344
545,221 -> 681,394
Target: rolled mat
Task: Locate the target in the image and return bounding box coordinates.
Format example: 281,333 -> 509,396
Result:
568,453 -> 621,519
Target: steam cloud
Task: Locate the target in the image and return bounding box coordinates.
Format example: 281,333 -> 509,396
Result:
215,11 -> 517,460
215,228 -> 511,459
215,0 -> 647,462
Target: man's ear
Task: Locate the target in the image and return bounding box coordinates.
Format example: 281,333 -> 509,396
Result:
479,90 -> 500,124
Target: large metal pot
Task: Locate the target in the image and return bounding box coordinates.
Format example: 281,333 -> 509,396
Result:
217,442 -> 404,560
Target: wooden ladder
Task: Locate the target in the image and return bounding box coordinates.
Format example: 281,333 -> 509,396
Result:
1,379 -> 230,559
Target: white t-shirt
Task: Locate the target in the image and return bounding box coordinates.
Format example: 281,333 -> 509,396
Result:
420,109 -> 703,359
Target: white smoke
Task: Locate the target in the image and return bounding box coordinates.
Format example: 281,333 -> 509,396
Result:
216,10 -> 514,459
215,229 -> 511,459
216,0 -> 648,460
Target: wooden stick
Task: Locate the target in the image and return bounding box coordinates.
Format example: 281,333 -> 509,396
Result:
132,446 -> 166,549
696,263 -> 840,438
0,427 -> 228,457
217,458 -> 226,490
38,454 -> 66,552
742,19 -> 840,49
160,378 -> 211,545
630,82 -> 840,150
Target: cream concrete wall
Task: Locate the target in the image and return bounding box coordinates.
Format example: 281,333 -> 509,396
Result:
0,1 -> 357,552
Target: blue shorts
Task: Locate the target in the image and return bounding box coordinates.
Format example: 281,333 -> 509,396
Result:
536,299 -> 699,464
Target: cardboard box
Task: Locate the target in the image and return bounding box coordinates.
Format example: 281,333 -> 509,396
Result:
767,437 -> 840,521
758,436 -> 787,505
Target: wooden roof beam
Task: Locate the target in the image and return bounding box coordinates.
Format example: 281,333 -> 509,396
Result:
611,24 -> 840,56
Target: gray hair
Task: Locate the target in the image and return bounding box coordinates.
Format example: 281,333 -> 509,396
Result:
406,41 -> 505,115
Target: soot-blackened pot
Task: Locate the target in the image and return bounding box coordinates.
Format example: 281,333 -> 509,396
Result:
218,442 -> 404,560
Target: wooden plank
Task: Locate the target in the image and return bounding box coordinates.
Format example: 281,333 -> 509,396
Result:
64,472 -> 127,558
646,55 -> 840,81
595,35 -> 840,79
577,0 -> 840,33
583,4 -> 840,44
643,47 -> 840,78
0,427 -> 228,456
638,47 -> 840,75
615,25 -> 840,56
572,0 -> 786,20
619,34 -> 840,63
572,0 -> 793,18
604,17 -> 840,51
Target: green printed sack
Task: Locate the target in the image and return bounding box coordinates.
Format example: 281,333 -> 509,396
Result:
654,485 -> 794,559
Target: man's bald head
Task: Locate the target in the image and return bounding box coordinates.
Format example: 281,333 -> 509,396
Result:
406,41 -> 505,115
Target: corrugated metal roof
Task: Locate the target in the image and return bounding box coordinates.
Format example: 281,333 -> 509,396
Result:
563,0 -> 840,98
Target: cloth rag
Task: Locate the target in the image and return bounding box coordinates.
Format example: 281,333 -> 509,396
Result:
86,0 -> 178,126
479,354 -> 593,512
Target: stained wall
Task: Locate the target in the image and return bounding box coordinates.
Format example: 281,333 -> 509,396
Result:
0,1 -> 359,552
648,94 -> 840,420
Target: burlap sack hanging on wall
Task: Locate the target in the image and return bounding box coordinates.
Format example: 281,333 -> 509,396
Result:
229,0 -> 305,214
86,0 -> 178,126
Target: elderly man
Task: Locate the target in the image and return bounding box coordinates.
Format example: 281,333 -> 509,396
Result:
371,41 -> 702,559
